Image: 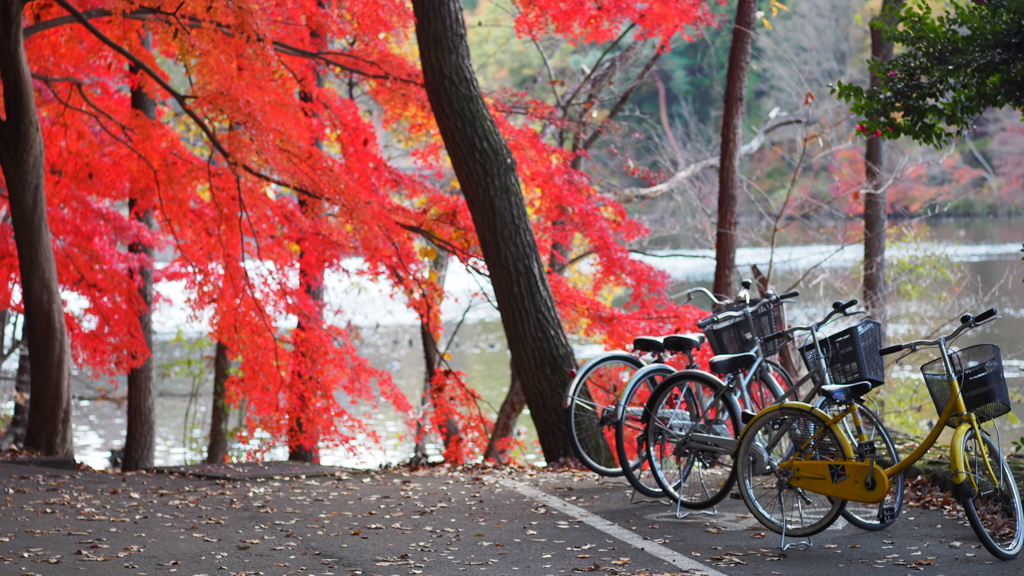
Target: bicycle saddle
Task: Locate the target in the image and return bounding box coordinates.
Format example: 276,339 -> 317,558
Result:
664,333 -> 705,353
820,380 -> 873,403
632,337 -> 665,354
708,352 -> 757,374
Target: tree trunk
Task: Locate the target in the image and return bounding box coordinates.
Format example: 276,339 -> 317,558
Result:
483,363 -> 525,464
412,0 -> 577,463
0,344 -> 29,450
0,0 -> 74,458
863,0 -> 900,330
751,264 -> 800,379
288,197 -> 324,464
713,0 -> 758,297
411,246 -> 450,466
206,340 -> 230,464
122,33 -> 157,471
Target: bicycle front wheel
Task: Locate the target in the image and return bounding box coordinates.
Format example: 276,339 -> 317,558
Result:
566,353 -> 645,476
645,371 -> 740,509
736,406 -> 847,537
956,427 -> 1024,560
616,364 -> 676,498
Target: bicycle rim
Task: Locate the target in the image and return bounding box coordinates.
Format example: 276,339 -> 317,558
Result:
646,372 -> 739,509
567,355 -> 643,476
737,406 -> 846,537
957,428 -> 1023,560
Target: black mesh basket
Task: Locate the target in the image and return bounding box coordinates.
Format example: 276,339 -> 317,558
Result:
704,299 -> 788,356
799,319 -> 885,388
921,344 -> 1010,428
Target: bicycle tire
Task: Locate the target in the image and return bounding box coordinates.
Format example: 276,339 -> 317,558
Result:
736,405 -> 847,537
616,364 -> 676,498
956,427 -> 1024,560
645,370 -> 740,509
835,402 -> 904,531
566,352 -> 645,476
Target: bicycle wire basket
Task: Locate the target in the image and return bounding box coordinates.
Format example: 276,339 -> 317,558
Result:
799,319 -> 885,388
704,298 -> 789,357
921,344 -> 1010,428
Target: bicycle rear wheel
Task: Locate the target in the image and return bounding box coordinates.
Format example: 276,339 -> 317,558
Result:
645,371 -> 740,509
957,427 -> 1023,560
836,402 -> 903,531
616,364 -> 676,498
736,406 -> 847,537
566,353 -> 644,476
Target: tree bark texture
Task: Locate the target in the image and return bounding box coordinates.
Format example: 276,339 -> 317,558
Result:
0,345 -> 30,450
0,0 -> 74,458
412,0 -> 577,463
863,0 -> 900,330
123,36 -> 157,471
713,0 -> 758,297
483,362 -> 525,464
206,340 -> 230,464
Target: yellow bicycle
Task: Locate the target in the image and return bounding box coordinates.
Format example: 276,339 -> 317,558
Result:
735,308 -> 1023,559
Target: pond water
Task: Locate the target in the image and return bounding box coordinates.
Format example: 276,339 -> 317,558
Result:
2,217 -> 1021,469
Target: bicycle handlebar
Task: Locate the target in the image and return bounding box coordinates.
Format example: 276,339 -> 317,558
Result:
883,307 -> 1000,355
974,308 -> 998,323
879,343 -> 905,356
670,286 -> 728,306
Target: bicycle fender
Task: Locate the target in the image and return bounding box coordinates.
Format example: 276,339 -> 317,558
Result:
737,402 -> 856,459
949,423 -> 973,486
564,352 -> 643,408
616,363 -> 676,423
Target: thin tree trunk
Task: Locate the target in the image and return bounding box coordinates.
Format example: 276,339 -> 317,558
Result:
863,0 -> 901,330
0,0 -> 74,458
411,246 -> 450,465
0,344 -> 29,450
288,198 -> 323,464
483,363 -> 525,464
122,32 -> 157,471
206,340 -> 230,464
412,0 -> 576,463
713,0 -> 758,297
751,264 -> 800,379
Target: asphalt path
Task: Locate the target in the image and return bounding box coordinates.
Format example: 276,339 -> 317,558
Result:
0,462 -> 1018,576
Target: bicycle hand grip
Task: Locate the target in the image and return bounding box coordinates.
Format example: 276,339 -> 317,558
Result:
778,290 -> 800,300
832,298 -> 858,312
974,308 -> 997,323
879,344 -> 904,356
697,315 -> 715,329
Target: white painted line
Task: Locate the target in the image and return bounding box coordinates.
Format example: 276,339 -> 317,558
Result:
499,477 -> 727,576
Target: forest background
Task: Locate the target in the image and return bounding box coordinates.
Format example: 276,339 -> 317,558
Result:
0,0 -> 1022,469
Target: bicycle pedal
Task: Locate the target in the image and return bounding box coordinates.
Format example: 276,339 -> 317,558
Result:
741,410 -> 756,425
879,505 -> 897,523
857,441 -> 877,457
730,490 -> 742,500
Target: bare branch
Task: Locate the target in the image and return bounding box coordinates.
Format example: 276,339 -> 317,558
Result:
615,115 -> 805,203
